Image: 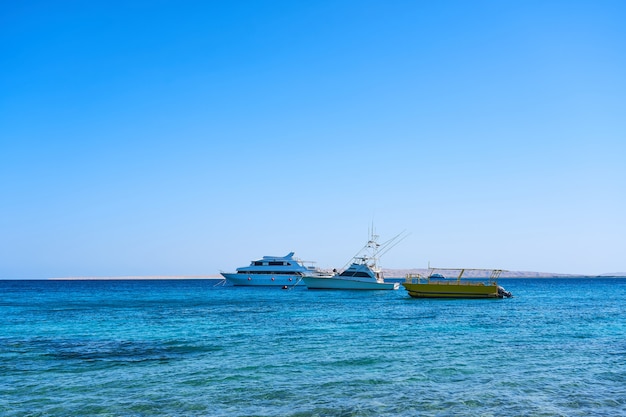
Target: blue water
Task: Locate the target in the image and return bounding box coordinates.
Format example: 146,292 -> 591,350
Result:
1,278 -> 625,416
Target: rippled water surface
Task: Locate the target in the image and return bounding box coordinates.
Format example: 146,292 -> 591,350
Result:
1,278 -> 625,416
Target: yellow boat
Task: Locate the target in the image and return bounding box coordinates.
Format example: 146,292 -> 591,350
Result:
402,268 -> 512,299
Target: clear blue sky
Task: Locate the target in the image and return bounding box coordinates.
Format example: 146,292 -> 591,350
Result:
1,0 -> 625,278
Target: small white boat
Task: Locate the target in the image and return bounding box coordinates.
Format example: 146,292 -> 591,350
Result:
221,252 -> 331,286
302,228 -> 406,290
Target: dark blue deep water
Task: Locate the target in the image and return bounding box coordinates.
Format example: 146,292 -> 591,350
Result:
1,278 -> 625,416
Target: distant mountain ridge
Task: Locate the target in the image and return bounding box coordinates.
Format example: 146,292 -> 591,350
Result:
381,269 -> 622,278
41,271 -> 625,281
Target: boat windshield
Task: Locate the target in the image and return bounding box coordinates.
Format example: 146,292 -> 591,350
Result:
339,271 -> 371,278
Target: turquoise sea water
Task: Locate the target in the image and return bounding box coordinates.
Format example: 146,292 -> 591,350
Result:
1,278 -> 625,416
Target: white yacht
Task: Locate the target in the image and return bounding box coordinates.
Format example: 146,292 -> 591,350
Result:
302,228 -> 407,290
221,252 -> 331,286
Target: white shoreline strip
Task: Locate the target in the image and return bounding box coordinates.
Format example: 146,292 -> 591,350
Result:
50,276 -> 224,281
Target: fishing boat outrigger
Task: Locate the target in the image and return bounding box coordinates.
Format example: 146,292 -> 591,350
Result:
402,268 -> 513,299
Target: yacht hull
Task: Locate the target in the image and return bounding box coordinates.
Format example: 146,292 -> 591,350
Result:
221,273 -> 304,286
303,276 -> 399,290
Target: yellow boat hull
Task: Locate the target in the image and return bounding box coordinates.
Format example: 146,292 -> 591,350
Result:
402,282 -> 500,299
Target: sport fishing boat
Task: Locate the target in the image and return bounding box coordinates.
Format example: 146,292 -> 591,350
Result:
220,252 -> 331,286
302,228 -> 406,290
402,268 -> 513,298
